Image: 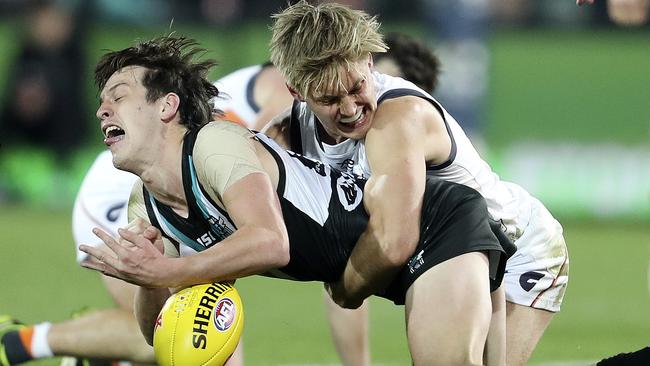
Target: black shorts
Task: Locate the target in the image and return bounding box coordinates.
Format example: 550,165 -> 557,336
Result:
379,176 -> 514,305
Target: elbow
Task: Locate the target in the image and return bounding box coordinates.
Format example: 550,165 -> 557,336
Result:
268,230 -> 290,268
378,231 -> 420,267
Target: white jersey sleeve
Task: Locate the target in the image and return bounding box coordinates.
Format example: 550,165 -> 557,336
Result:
212,65 -> 263,128
71,150 -> 139,263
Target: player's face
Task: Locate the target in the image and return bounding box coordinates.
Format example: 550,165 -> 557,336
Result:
303,56 -> 377,143
96,66 -> 164,171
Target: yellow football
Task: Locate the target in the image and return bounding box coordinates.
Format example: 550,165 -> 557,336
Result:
153,282 -> 244,366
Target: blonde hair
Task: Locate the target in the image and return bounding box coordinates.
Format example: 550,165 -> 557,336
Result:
270,1 -> 387,99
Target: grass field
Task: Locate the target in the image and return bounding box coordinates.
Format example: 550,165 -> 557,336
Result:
1,206 -> 648,365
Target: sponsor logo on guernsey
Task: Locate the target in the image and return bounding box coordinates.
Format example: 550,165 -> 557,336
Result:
519,271 -> 545,292
207,216 -> 234,239
192,282 -> 233,349
408,250 -> 425,274
213,298 -> 236,332
197,230 -> 218,247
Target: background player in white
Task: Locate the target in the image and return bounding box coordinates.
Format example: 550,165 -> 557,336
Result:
0,33 -> 441,366
212,62 -> 292,131
264,2 -> 569,365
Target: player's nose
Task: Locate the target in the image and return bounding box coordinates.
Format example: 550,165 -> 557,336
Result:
96,102 -> 112,121
339,96 -> 357,116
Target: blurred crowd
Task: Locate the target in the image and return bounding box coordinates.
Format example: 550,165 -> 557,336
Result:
0,0 -> 647,207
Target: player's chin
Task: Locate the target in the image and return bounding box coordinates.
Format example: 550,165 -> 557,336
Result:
338,124 -> 370,141
109,150 -> 128,171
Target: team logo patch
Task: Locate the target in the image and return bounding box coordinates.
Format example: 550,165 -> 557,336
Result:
105,202 -> 126,222
519,271 -> 545,292
213,298 -> 236,332
336,172 -> 363,211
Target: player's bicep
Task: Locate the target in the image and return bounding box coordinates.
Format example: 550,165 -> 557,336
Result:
221,172 -> 286,234
363,102 -> 429,241
364,110 -> 427,214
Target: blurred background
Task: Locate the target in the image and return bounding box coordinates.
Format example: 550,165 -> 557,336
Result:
0,0 -> 648,365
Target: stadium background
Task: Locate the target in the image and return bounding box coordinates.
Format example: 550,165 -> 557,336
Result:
0,0 -> 648,365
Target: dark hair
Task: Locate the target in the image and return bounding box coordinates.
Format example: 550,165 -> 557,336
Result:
94,36 -> 219,131
376,33 -> 440,93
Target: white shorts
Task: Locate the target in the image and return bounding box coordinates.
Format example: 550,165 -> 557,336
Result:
503,198 -> 569,312
72,151 -> 137,263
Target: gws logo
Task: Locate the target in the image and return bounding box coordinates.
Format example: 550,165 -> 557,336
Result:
106,202 -> 126,222
213,298 -> 236,332
519,271 -> 545,292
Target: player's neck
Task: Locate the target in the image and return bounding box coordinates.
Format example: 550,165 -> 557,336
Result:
316,120 -> 347,145
139,140 -> 187,214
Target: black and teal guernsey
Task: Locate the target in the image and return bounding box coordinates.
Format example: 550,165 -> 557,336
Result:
144,126 -> 510,305
144,127 -> 368,284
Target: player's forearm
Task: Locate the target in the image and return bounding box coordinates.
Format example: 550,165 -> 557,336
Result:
343,230 -> 402,300
134,286 -> 171,345
169,226 -> 290,287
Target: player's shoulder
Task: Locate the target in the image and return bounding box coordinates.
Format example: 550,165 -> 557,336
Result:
198,121 -> 253,139
195,122 -> 255,155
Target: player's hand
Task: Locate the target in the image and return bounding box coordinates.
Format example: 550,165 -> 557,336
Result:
324,281 -> 364,309
79,226 -> 173,288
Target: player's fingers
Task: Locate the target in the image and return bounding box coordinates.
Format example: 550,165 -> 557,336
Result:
80,259 -> 126,282
92,227 -> 128,256
80,257 -> 110,273
127,217 -> 149,234
118,227 -> 154,248
143,225 -> 162,241
79,244 -> 121,268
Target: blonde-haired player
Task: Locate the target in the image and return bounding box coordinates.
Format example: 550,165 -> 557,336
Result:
265,2 -> 569,365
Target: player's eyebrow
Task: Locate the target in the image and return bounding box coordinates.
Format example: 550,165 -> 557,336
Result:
347,77 -> 364,93
314,77 -> 365,104
99,82 -> 128,104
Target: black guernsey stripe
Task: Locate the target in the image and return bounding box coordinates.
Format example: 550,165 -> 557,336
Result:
289,99 -> 304,154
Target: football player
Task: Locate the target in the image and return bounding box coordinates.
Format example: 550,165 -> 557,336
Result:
81,35 -> 512,366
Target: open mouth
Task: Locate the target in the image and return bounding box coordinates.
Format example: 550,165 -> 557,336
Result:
339,109 -> 364,125
103,125 -> 125,146
338,108 -> 369,132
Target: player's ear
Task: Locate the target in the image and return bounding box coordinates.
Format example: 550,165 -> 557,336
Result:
161,92 -> 180,122
367,52 -> 374,69
286,84 -> 304,102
